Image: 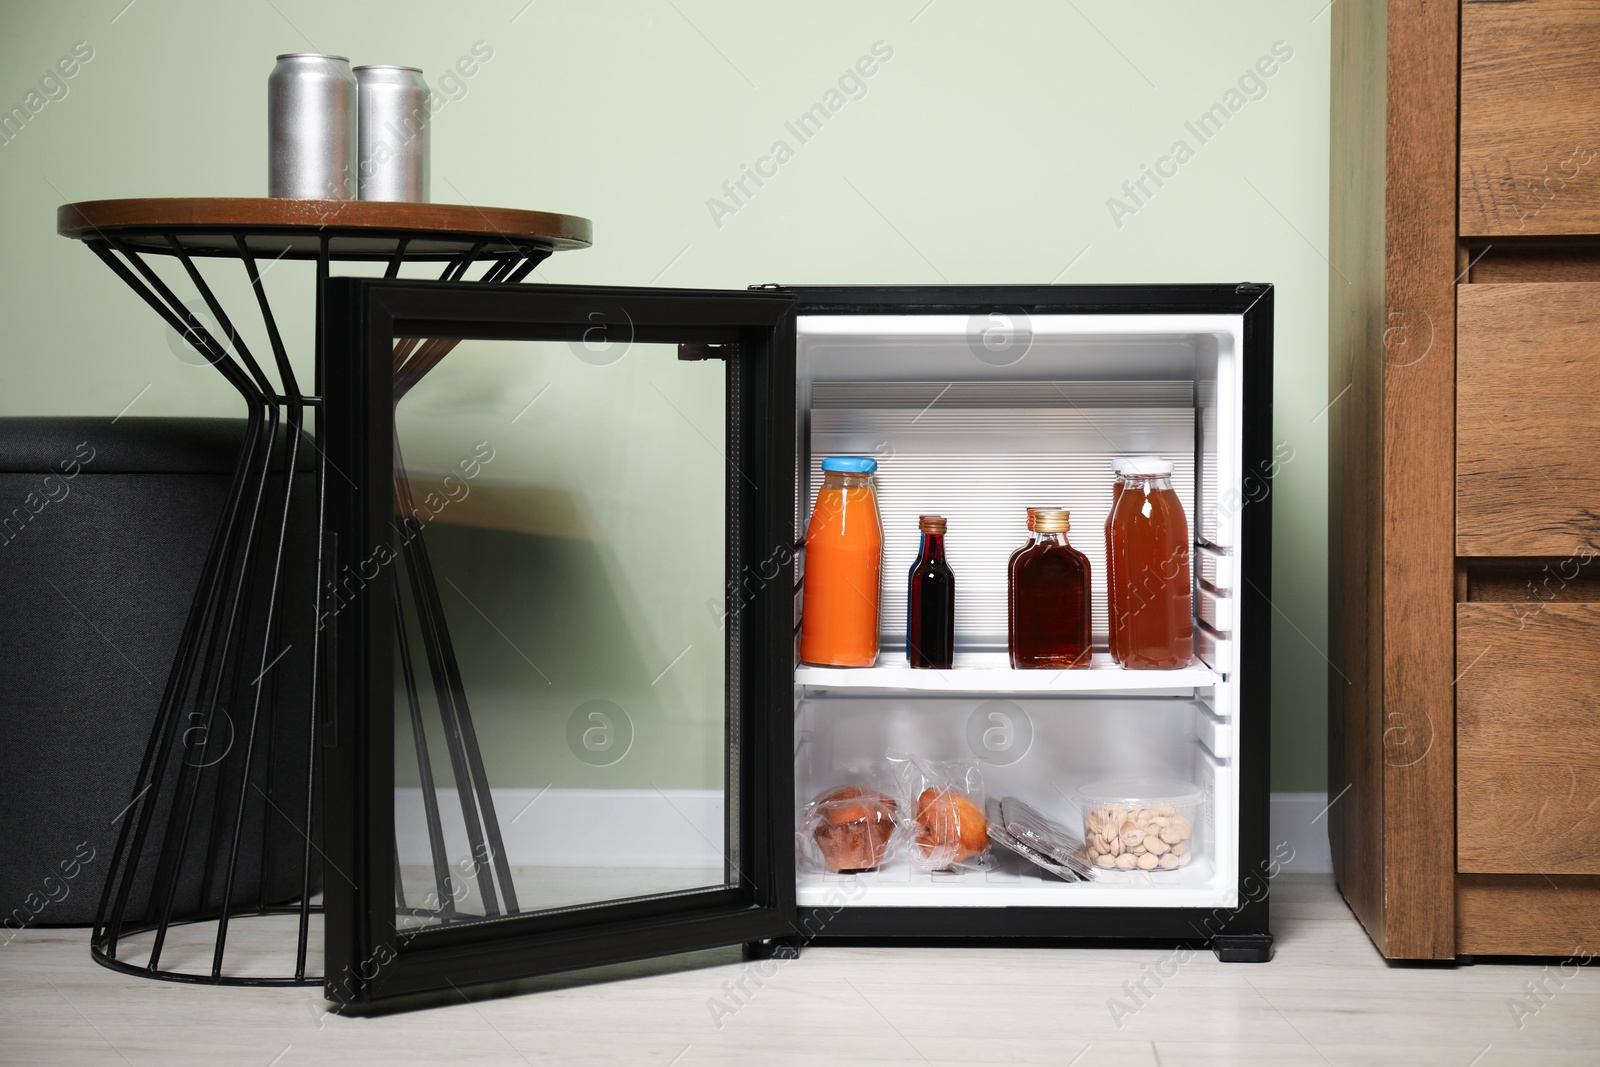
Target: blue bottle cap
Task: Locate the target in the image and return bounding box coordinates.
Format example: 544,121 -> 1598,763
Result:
820,456 -> 877,473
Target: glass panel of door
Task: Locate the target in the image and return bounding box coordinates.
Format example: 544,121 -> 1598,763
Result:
387,336 -> 732,931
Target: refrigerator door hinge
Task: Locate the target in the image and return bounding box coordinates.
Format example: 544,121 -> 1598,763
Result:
748,283 -> 786,291
1234,283 -> 1267,294
678,342 -> 736,361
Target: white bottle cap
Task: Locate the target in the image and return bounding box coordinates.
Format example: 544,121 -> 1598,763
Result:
1119,456 -> 1173,477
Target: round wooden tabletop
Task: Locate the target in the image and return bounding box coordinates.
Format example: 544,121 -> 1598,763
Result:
56,197 -> 592,260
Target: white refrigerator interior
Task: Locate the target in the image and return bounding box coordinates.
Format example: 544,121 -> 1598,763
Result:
791,312 -> 1245,911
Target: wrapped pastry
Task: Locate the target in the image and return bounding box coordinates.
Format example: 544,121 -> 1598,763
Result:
915,788 -> 988,866
887,751 -> 991,872
807,786 -> 899,872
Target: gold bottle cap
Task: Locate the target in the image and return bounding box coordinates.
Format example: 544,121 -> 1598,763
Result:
1023,506 -> 1058,531
1033,508 -> 1071,533
918,514 -> 947,534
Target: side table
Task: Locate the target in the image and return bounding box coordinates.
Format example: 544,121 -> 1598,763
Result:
57,198 -> 591,985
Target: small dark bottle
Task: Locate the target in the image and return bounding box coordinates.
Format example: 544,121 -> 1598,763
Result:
907,514 -> 955,669
1010,509 -> 1092,669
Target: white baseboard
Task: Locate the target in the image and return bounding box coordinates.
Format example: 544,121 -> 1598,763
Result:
1270,791 -> 1333,874
397,787 -> 1335,875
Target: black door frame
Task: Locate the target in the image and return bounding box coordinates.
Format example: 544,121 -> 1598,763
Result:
321,278 -> 798,1003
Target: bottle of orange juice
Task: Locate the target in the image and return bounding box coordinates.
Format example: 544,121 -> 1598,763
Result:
800,457 -> 883,667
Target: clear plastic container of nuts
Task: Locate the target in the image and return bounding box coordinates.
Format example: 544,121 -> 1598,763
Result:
1076,779 -> 1201,874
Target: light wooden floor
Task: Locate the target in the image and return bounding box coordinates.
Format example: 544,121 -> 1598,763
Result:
3,875 -> 1597,1066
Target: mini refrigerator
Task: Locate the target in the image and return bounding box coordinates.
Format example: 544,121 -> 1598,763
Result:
321,280 -> 1274,1004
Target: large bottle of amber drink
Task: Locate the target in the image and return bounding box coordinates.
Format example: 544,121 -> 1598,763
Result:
1009,509 -> 1092,669
1104,466 -> 1127,664
1108,457 -> 1193,669
800,457 -> 883,667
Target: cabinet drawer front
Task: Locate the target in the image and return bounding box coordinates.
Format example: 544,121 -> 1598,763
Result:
1456,283 -> 1600,557
1461,0 -> 1600,235
1457,875 -> 1600,956
1457,603 -> 1600,875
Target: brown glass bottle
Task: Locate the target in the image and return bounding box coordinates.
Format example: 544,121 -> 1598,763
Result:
907,515 -> 955,669
1006,507 -> 1044,654
1009,509 -> 1092,669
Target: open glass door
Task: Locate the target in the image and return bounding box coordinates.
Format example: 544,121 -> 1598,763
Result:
321,279 -> 796,1003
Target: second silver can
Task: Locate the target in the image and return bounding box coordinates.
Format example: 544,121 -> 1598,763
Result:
355,65 -> 430,202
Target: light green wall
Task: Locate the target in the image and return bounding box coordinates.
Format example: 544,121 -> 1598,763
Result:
0,1 -> 1331,791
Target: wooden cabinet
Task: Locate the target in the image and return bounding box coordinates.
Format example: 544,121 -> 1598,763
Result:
1456,603 -> 1600,876
1331,1 -> 1600,959
1457,875 -> 1600,956
1460,0 -> 1600,236
1456,283 -> 1600,557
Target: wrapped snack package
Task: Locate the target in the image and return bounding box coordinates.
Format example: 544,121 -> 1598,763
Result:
888,751 -> 990,872
985,799 -> 1081,882
802,785 -> 900,873
989,796 -> 1092,881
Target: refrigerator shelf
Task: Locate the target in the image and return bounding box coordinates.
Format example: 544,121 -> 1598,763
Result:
794,652 -> 1222,694
795,854 -> 1230,909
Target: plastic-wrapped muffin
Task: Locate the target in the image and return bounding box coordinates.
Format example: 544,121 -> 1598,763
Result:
914,788 -> 989,866
810,786 -> 899,872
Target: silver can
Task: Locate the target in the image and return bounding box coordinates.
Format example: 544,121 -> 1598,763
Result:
268,53 -> 357,200
355,66 -> 430,202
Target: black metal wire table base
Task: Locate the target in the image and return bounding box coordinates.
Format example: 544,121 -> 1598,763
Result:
80,227 -> 554,985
